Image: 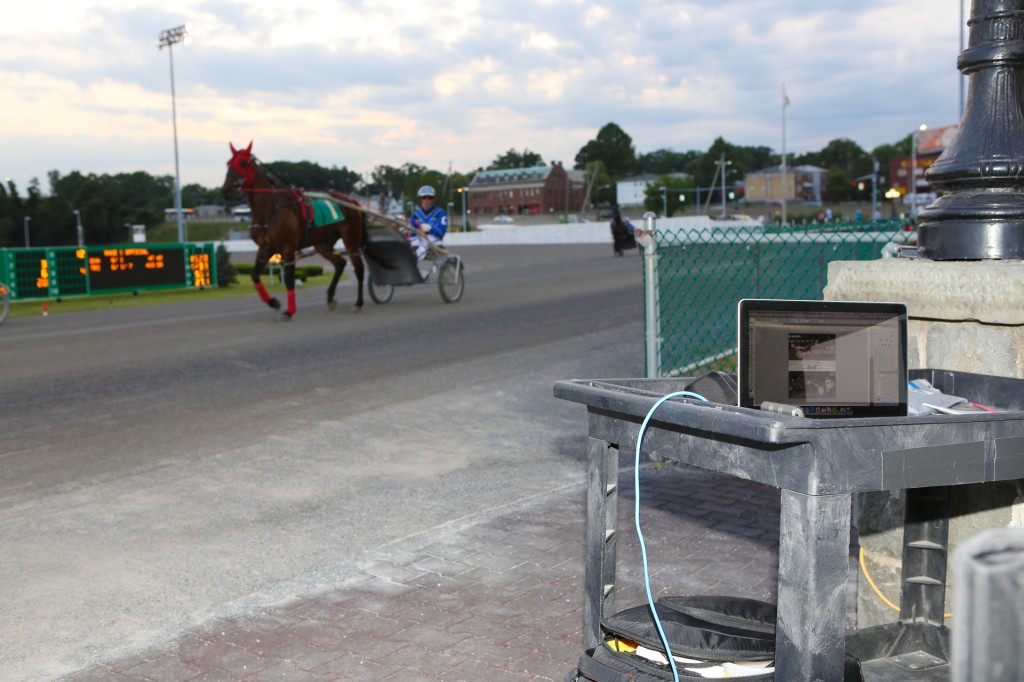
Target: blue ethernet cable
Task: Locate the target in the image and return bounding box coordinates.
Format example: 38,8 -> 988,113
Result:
634,390 -> 709,682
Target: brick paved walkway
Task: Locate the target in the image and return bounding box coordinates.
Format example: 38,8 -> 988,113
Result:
60,465 -> 781,681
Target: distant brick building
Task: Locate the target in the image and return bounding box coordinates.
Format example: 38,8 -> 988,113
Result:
889,154 -> 940,195
744,165 -> 827,203
466,162 -> 584,217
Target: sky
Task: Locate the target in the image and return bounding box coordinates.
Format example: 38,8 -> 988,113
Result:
2,1 -> 966,195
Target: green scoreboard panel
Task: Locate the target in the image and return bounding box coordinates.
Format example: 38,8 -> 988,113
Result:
0,244 -> 215,300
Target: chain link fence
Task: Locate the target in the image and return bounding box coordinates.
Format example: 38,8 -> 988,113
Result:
645,220 -> 915,377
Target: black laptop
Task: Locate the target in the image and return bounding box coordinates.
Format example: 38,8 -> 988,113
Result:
737,299 -> 908,418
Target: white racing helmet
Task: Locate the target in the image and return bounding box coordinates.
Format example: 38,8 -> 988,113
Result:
417,185 -> 436,198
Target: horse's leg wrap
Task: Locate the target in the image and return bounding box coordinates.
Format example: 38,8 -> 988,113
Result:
286,289 -> 297,316
254,280 -> 272,303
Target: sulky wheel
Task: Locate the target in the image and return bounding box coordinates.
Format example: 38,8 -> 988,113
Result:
0,282 -> 9,325
367,273 -> 394,304
438,258 -> 464,303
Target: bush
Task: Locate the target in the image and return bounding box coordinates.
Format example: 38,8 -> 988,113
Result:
231,262 -> 324,283
300,265 -> 324,277
215,244 -> 238,288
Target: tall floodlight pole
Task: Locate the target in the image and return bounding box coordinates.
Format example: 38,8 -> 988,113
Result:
23,216 -> 31,248
157,23 -> 191,243
73,209 -> 84,246
781,83 -> 790,227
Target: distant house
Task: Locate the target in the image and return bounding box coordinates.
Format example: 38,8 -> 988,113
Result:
195,204 -> 227,220
744,165 -> 827,203
373,194 -> 405,218
616,173 -> 690,207
163,207 -> 196,220
466,162 -> 584,216
616,174 -> 659,207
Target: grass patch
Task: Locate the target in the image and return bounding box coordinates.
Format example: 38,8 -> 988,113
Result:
7,273 -> 335,318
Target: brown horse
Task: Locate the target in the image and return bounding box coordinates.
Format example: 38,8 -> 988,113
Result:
221,142 -> 365,320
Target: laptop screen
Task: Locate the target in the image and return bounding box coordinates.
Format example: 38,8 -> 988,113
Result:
737,299 -> 907,418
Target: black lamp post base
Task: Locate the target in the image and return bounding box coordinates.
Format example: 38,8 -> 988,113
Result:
918,191 -> 1024,260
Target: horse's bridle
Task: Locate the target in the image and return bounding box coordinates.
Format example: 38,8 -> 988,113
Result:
226,144 -> 292,232
226,142 -> 257,190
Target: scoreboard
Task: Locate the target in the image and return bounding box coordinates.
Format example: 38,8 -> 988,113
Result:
87,246 -> 207,291
0,243 -> 216,300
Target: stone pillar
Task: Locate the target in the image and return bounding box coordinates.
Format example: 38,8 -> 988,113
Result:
825,262 -> 1024,630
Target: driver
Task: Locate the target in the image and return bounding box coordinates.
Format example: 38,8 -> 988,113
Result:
409,185 -> 448,260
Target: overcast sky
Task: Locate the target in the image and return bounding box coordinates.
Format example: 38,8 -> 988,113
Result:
3,1 -> 965,194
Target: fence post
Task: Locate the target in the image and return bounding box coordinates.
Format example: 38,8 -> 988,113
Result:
638,211 -> 660,378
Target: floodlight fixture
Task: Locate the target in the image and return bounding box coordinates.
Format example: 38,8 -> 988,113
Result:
158,23 -> 192,49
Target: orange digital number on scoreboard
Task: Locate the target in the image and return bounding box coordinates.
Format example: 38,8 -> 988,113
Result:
190,253 -> 211,287
36,258 -> 49,289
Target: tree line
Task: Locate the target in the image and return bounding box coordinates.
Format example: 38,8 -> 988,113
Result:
574,122 -> 915,217
0,123 -> 915,247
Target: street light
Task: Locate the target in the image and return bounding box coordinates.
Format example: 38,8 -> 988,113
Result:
885,187 -> 901,219
72,209 -> 84,246
660,187 -> 685,217
910,123 -> 927,219
458,187 -> 467,232
717,151 -> 733,218
23,216 -> 30,248
871,158 -> 880,221
157,23 -> 192,243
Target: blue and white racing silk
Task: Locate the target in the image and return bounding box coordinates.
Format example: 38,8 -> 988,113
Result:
410,205 -> 448,259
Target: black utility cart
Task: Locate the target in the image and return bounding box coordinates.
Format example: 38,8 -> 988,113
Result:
554,370 -> 1024,680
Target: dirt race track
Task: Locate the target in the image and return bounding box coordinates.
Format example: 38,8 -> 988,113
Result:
0,243 -> 646,680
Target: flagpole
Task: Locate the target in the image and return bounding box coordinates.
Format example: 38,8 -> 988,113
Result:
781,82 -> 788,227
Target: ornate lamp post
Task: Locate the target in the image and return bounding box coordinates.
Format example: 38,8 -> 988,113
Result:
157,23 -> 191,244
917,0 -> 1024,260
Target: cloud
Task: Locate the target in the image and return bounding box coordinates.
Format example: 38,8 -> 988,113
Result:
1,0 -> 966,193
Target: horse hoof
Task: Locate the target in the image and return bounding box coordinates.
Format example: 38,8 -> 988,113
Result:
328,300 -> 337,311
351,305 -> 362,313
280,312 -> 293,322
269,298 -> 282,310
